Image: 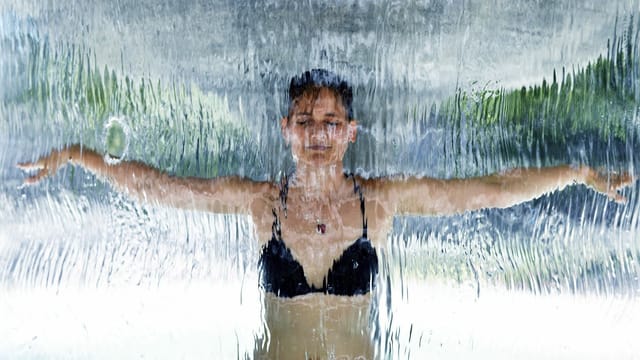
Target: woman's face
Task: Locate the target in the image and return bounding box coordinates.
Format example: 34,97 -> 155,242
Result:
282,87 -> 357,167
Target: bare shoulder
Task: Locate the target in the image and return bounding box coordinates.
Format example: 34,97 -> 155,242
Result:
207,176 -> 278,199
247,180 -> 280,236
355,174 -> 447,217
242,179 -> 279,206
353,175 -> 389,196
352,175 -> 396,244
355,174 -> 413,202
181,176 -> 278,216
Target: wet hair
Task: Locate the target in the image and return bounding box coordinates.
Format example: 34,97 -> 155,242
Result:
288,69 -> 354,120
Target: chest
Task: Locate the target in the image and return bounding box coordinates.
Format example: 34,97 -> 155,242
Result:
252,193 -> 391,288
291,200 -> 365,284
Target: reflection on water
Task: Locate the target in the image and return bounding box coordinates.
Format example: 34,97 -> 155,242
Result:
1,0 -> 640,358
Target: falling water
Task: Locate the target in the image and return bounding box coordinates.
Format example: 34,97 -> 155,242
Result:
1,1 -> 640,359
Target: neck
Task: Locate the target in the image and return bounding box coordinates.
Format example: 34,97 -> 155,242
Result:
290,162 -> 346,196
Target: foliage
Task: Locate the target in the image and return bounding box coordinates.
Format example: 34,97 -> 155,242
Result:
2,31 -> 256,178
437,17 -> 639,174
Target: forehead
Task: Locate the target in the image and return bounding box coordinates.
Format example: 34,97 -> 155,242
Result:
291,87 -> 346,115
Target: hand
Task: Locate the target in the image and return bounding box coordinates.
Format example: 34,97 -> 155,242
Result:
17,147 -> 75,185
582,167 -> 635,203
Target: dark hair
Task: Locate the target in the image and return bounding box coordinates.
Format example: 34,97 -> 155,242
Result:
288,69 -> 354,120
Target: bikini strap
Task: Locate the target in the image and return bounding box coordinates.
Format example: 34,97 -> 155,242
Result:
271,208 -> 282,240
349,174 -> 368,238
270,174 -> 288,241
279,173 -> 289,218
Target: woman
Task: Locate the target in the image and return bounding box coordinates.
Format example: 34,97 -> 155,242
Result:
19,69 -> 633,359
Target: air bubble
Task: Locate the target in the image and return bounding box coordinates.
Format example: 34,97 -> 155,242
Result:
102,116 -> 130,165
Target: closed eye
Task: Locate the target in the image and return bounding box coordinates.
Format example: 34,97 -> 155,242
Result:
324,114 -> 340,127
296,116 -> 311,125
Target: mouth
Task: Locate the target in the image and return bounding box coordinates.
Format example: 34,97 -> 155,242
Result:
307,145 -> 330,151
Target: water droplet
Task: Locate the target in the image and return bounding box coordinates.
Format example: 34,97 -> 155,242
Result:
103,116 -> 130,165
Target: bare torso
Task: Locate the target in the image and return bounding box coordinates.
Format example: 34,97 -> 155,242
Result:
257,292 -> 374,360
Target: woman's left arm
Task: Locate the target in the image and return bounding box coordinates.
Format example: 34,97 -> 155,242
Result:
374,165 -> 634,217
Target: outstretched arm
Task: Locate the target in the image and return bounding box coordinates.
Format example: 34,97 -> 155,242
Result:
17,145 -> 267,214
373,165 -> 634,216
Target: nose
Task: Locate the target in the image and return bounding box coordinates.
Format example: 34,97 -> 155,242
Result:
308,122 -> 327,141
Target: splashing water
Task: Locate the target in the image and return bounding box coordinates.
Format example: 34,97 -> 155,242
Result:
1,1 -> 640,359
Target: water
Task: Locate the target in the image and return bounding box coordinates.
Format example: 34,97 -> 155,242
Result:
2,1 -> 640,358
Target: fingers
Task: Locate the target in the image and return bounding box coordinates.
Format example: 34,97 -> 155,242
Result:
25,168 -> 51,184
584,168 -> 635,204
606,174 -> 635,199
609,192 -> 627,205
606,173 -> 634,204
16,160 -> 45,171
608,172 -> 635,204
616,172 -> 635,188
17,157 -> 53,185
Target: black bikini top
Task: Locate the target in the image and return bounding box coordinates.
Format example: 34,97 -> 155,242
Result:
259,174 -> 379,298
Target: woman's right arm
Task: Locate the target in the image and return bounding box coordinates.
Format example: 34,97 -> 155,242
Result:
18,145 -> 267,215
